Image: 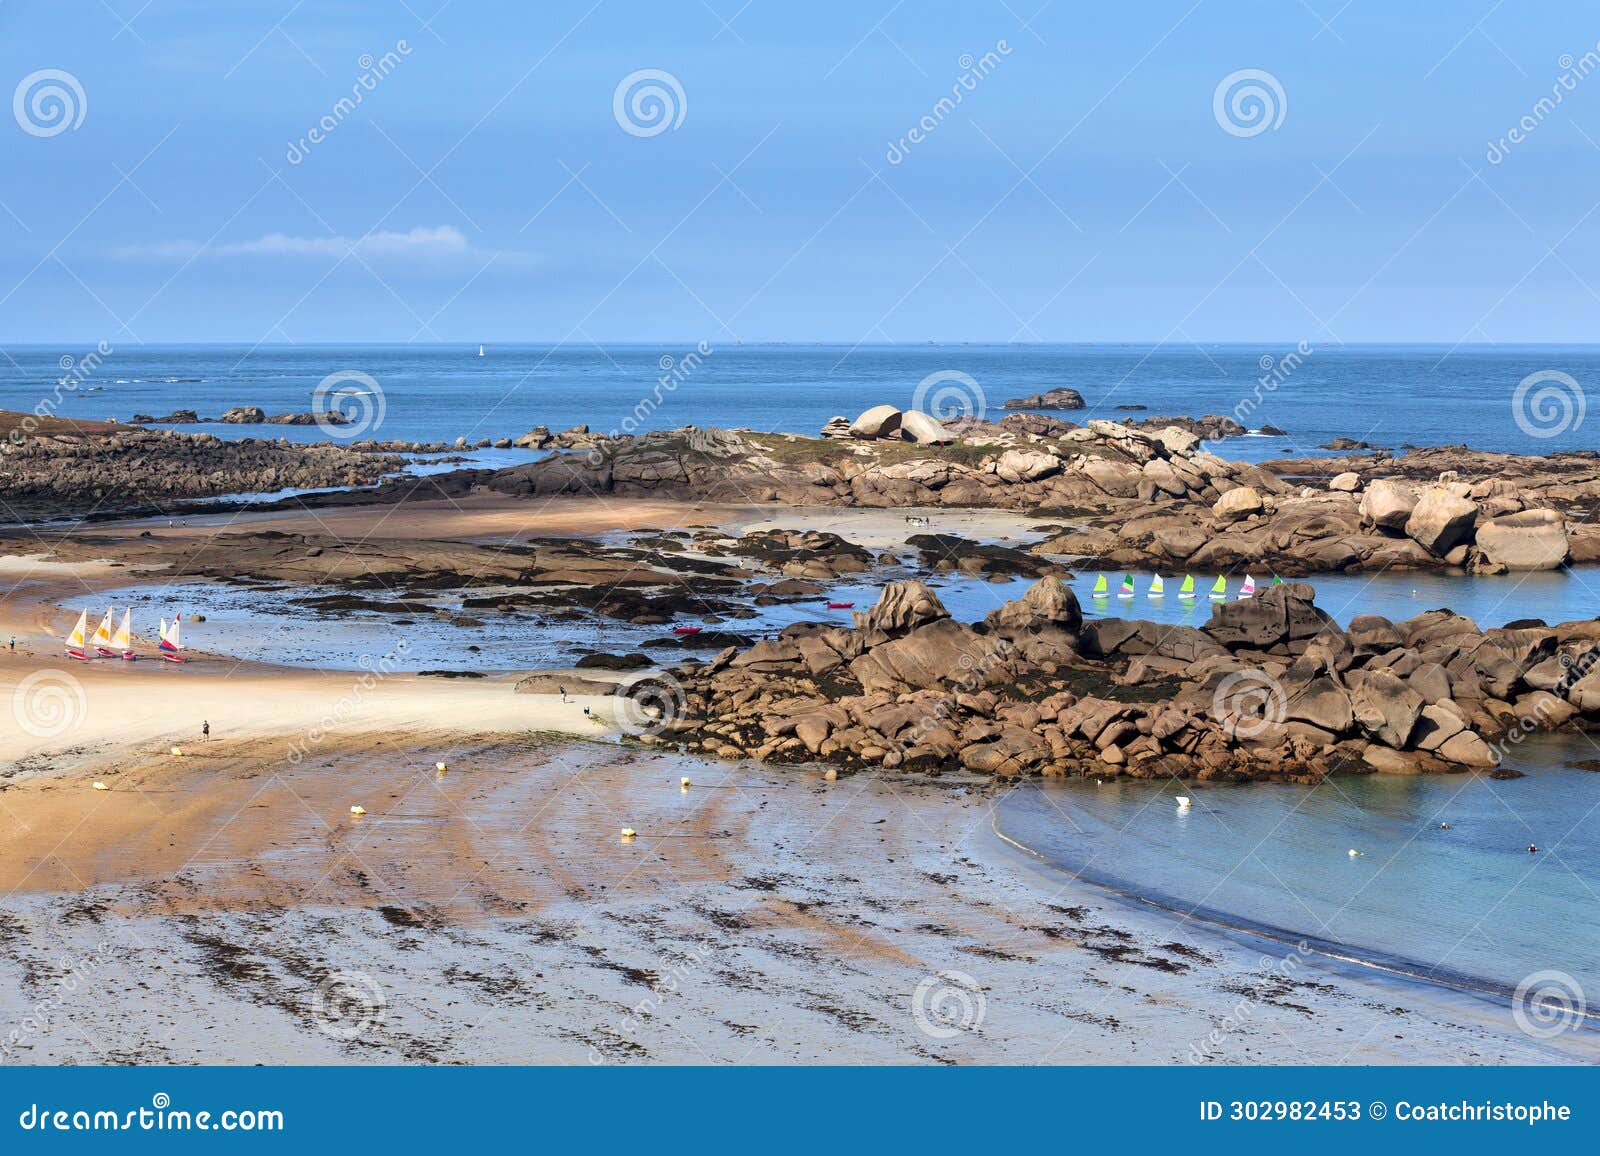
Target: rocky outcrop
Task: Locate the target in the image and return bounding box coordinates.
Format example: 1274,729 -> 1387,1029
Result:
1003,388 -> 1085,410
130,408 -> 352,426
648,579 -> 1600,783
1475,509 -> 1568,571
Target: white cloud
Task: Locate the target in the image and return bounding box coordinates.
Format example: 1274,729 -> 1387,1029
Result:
111,225 -> 474,263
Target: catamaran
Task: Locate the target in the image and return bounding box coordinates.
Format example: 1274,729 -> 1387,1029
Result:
1238,574 -> 1257,599
1117,573 -> 1135,600
1208,575 -> 1228,601
1148,575 -> 1164,598
113,609 -> 136,660
1177,575 -> 1196,600
159,614 -> 185,662
92,608 -> 116,657
65,609 -> 89,660
1092,574 -> 1109,598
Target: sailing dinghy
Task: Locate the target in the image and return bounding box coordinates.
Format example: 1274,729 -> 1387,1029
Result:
1091,574 -> 1109,598
1208,575 -> 1228,601
159,614 -> 185,662
92,608 -> 116,657
1148,575 -> 1165,599
1177,575 -> 1196,600
114,609 -> 136,660
1117,573 -> 1135,600
1237,575 -> 1257,599
66,609 -> 89,660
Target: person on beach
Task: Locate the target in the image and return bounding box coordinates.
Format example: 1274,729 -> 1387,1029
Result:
559,685 -> 568,703
202,720 -> 210,740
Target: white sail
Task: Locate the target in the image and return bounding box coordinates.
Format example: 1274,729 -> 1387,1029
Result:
92,608 -> 113,646
1148,575 -> 1164,597
67,609 -> 88,651
113,609 -> 132,650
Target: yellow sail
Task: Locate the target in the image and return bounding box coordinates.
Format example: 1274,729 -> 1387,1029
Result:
67,609 -> 88,648
92,608 -> 114,646
113,609 -> 132,650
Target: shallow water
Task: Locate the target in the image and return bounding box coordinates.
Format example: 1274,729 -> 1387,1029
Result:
997,735 -> 1600,1006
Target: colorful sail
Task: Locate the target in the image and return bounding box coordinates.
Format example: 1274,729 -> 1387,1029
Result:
1178,575 -> 1196,599
114,609 -> 134,658
160,614 -> 182,653
66,609 -> 89,659
1209,575 -> 1228,600
1092,574 -> 1109,597
92,608 -> 114,653
1148,575 -> 1164,597
1117,573 -> 1135,599
1238,574 -> 1257,599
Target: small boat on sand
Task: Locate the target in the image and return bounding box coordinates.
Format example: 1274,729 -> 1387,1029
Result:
113,609 -> 136,660
92,608 -> 116,657
827,601 -> 854,609
66,609 -> 89,660
159,614 -> 186,662
671,625 -> 702,636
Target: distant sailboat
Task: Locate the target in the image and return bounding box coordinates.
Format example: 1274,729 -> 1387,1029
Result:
159,614 -> 185,662
1208,576 -> 1228,601
1117,573 -> 1135,600
1092,574 -> 1109,598
477,344 -> 485,358
1177,575 -> 1196,600
92,608 -> 116,657
1238,575 -> 1257,599
66,609 -> 89,660
114,609 -> 135,661
1148,575 -> 1164,598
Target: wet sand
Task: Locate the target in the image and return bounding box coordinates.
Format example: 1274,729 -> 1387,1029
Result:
1,733 -> 1592,1065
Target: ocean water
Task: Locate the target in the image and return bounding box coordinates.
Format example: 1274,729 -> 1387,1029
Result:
997,744 -> 1600,1018
9,342 -> 1600,459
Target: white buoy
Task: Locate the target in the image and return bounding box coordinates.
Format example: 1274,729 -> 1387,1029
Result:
350,805 -> 366,816
435,761 -> 448,772
680,777 -> 691,788
620,827 -> 637,839
170,746 -> 183,756
1176,795 -> 1192,809
1348,848 -> 1362,857
92,781 -> 108,791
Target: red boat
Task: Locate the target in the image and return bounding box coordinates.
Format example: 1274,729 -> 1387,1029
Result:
671,626 -> 702,636
827,601 -> 855,609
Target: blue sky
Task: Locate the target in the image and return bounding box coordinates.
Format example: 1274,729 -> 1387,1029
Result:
3,1 -> 1600,343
